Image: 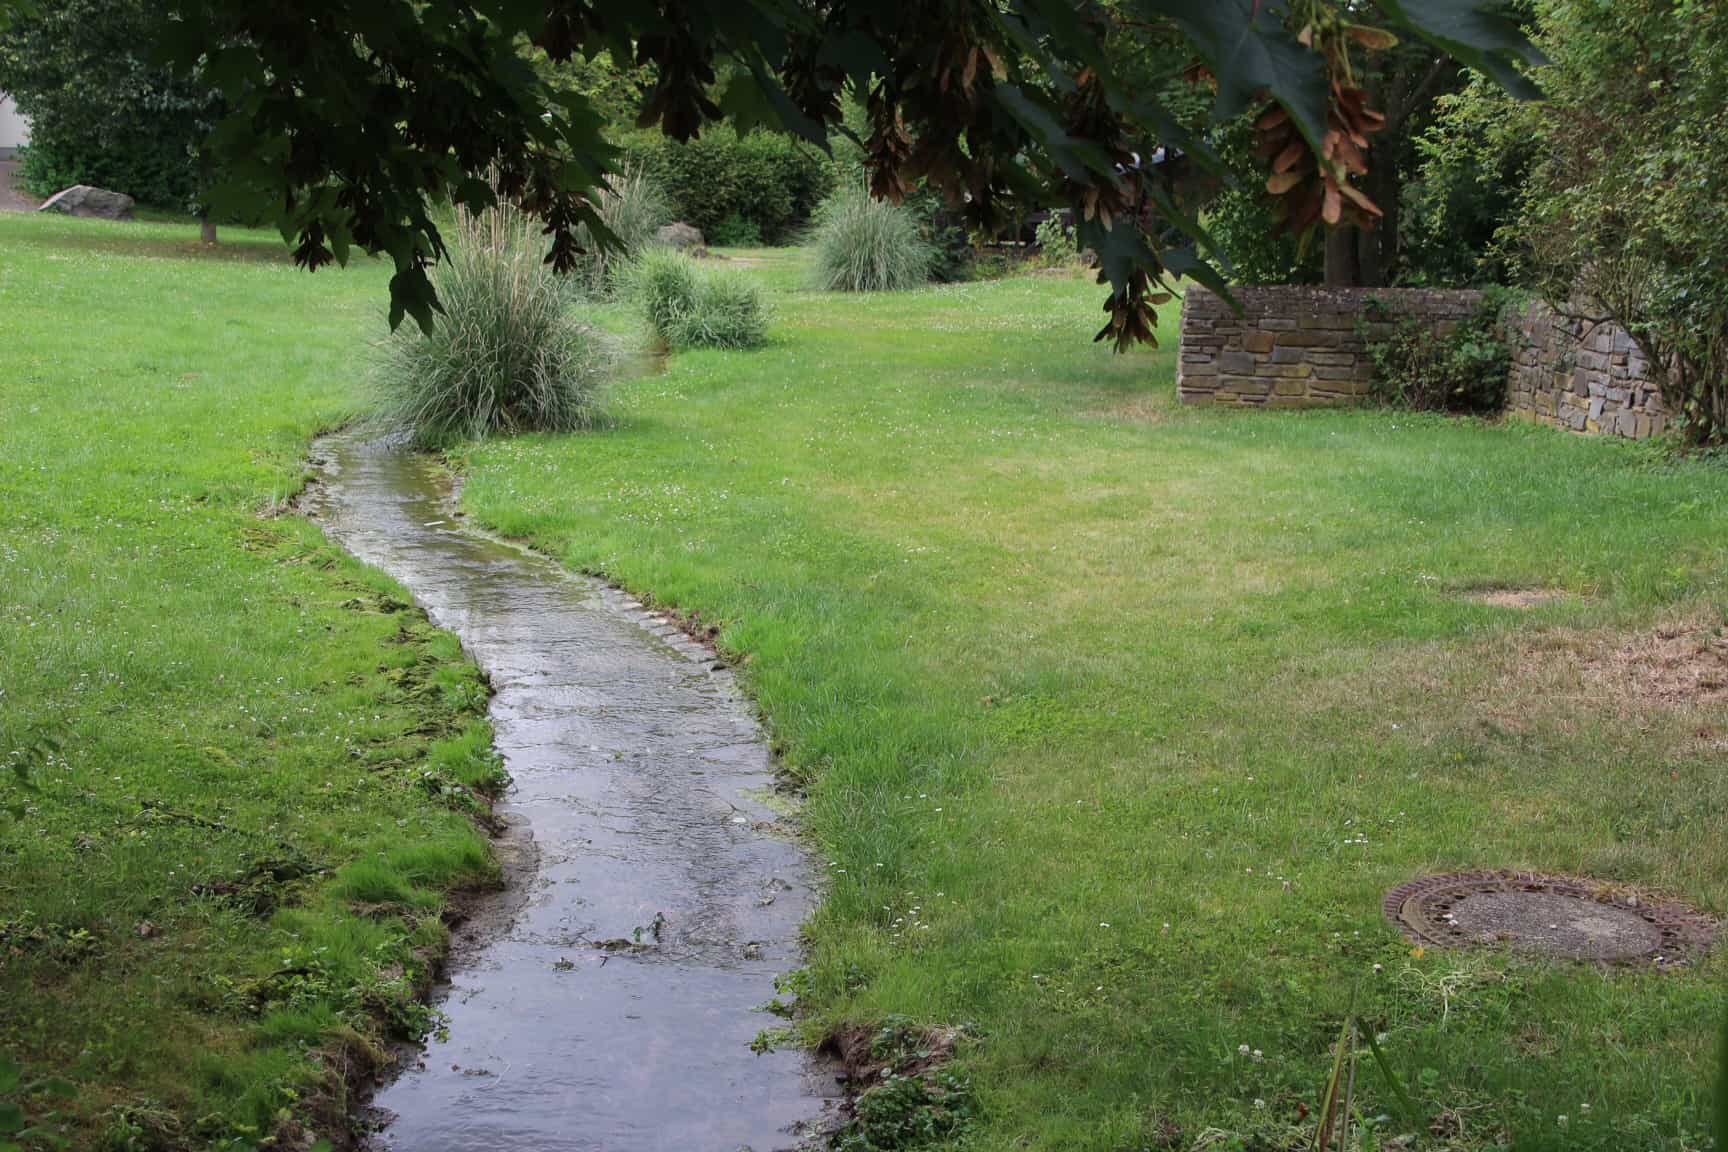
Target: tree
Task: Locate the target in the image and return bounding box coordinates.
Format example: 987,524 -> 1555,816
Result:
1507,0 -> 1728,445
0,0 -> 220,211
5,0 -> 1538,340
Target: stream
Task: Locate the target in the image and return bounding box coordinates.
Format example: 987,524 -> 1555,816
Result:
311,437 -> 838,1151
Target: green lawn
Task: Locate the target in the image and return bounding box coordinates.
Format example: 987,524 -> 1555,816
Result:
0,215 -> 503,1148
3,219 -> 1726,1152
454,248 -> 1728,1150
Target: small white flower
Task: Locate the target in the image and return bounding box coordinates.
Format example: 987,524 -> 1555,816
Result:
1238,1044 -> 1251,1056
1253,1098 -> 1266,1109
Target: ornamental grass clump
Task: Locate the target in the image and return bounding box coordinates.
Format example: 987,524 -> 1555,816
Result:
631,247 -> 768,350
572,165 -> 668,296
810,185 -> 933,292
377,202 -> 614,446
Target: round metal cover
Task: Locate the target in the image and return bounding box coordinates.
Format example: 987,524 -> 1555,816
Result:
1383,871 -> 1715,966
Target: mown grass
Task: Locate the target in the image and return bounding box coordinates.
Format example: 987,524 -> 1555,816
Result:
0,214 -> 502,1148
455,248 -> 1728,1150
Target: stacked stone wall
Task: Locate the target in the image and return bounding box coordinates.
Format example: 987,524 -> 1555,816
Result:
1176,287 -> 1481,407
1175,286 -> 1666,439
1504,300 -> 1668,438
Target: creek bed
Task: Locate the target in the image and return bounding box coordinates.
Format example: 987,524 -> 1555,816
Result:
313,437 -> 835,1151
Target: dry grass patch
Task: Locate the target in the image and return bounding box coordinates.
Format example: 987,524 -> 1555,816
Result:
1584,620 -> 1728,707
1463,586 -> 1574,609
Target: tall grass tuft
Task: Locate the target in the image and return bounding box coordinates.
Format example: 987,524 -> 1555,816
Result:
630,247 -> 768,350
810,185 -> 933,292
377,202 -> 614,446
573,165 -> 668,296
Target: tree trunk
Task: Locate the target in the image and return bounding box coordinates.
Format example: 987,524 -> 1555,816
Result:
1324,225 -> 1359,287
1356,152 -> 1400,288
199,214 -> 218,245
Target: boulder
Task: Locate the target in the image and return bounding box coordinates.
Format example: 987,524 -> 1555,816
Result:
37,185 -> 135,221
656,222 -> 704,250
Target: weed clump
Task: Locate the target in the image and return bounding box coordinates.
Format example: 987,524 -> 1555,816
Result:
630,247 -> 768,350
810,185 -> 933,292
376,202 -> 615,447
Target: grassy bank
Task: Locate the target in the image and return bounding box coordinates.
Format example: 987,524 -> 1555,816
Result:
455,249 -> 1728,1150
0,215 -> 502,1148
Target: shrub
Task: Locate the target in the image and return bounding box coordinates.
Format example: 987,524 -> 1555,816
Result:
376,203 -> 614,446
622,127 -> 833,245
571,164 -> 667,296
708,212 -> 763,247
0,0 -> 219,208
1509,0 -> 1728,446
906,188 -> 974,283
630,248 -> 768,350
1032,212 -> 1079,268
1358,291 -> 1511,415
810,187 -> 933,292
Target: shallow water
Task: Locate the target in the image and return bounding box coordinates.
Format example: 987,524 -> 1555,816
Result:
312,438 -> 836,1151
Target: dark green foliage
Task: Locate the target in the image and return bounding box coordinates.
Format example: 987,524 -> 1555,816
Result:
837,1071 -> 977,1152
25,0 -> 1535,340
1359,290 -> 1512,413
630,248 -> 768,350
1203,116 -> 1325,286
1509,0 -> 1728,445
377,205 -> 614,446
906,188 -> 973,283
0,0 -> 218,208
708,213 -> 763,247
622,127 -> 832,247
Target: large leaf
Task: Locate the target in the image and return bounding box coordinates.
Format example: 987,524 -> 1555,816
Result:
1372,0 -> 1545,99
1133,0 -> 1329,156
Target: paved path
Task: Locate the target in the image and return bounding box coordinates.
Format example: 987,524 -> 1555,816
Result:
0,159 -> 36,211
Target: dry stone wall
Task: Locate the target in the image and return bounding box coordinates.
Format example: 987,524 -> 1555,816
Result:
1175,286 -> 1667,439
1176,287 -> 1481,408
1504,300 -> 1668,438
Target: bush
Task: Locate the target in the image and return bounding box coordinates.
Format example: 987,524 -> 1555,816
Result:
622,127 -> 833,245
906,188 -> 974,283
0,0 -> 219,208
630,248 -> 768,350
1032,213 -> 1079,268
571,165 -> 667,296
377,204 -> 614,446
708,213 -> 763,247
1358,291 -> 1511,415
1509,0 -> 1728,446
810,187 -> 933,293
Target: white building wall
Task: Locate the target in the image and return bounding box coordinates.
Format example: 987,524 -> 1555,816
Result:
0,94 -> 29,156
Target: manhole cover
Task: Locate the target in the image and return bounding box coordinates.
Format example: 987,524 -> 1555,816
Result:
1384,872 -> 1715,966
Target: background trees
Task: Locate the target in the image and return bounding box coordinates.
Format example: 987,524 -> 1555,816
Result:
56,0 -> 1530,337
0,0 -> 218,209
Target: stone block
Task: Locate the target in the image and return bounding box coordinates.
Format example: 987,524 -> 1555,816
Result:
1180,360 -> 1217,378
1273,378 -> 1309,396
1217,375 -> 1273,396
1243,331 -> 1275,354
1219,350 -> 1258,375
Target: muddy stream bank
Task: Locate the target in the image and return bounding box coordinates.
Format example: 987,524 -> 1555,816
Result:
310,437 -> 838,1151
